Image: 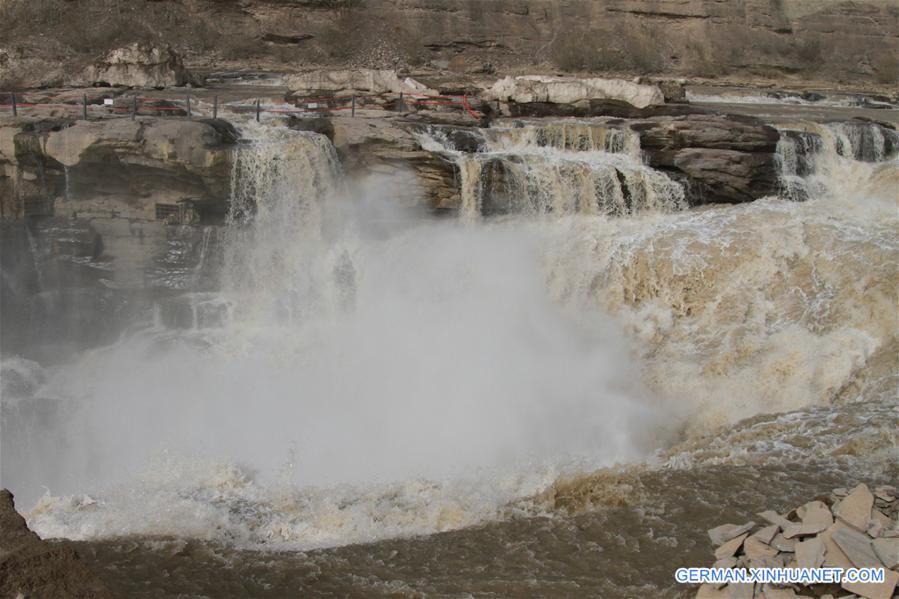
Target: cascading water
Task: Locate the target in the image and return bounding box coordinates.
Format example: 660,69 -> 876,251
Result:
775,120 -> 899,201
420,121 -> 686,219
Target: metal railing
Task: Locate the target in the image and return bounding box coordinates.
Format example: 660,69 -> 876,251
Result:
1,90 -> 484,121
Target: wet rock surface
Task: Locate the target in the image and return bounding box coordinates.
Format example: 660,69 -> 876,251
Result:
0,489 -> 111,599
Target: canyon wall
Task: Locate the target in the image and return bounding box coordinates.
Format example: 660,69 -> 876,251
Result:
1,0 -> 897,89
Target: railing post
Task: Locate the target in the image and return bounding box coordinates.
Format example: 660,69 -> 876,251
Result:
213,95 -> 218,119
351,94 -> 356,118
255,98 -> 260,122
11,92 -> 17,117
186,95 -> 191,120
82,94 -> 88,120
131,96 -> 137,120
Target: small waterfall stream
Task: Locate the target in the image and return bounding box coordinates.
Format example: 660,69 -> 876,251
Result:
775,120 -> 898,201
420,121 -> 687,218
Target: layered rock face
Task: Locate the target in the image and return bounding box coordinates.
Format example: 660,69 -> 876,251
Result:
78,43 -> 191,88
1,0 -> 897,89
0,116 -> 237,359
632,114 -> 780,204
0,489 -> 112,598
0,117 -> 236,220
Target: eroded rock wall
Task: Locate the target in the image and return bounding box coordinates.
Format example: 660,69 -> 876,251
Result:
1,0 -> 896,89
0,117 -> 237,221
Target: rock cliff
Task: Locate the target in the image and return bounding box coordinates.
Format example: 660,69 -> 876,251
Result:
0,116 -> 237,220
0,0 -> 897,90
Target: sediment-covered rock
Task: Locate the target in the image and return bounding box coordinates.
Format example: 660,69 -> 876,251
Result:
0,489 -> 112,598
698,484 -> 899,599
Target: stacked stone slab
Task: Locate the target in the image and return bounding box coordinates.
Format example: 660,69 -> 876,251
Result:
697,484 -> 899,599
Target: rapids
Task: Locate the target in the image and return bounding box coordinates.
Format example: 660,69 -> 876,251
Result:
1,116 -> 897,561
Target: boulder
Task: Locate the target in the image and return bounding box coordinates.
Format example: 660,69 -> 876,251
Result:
671,149 -> 777,205
0,489 -> 112,598
484,75 -> 665,109
631,114 -> 780,204
79,43 -> 191,88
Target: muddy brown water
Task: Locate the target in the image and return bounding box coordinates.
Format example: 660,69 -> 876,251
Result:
72,464 -> 891,598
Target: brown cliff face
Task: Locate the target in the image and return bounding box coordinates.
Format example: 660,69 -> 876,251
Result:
0,0 -> 897,90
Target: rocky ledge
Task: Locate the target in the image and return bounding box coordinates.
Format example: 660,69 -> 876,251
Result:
0,489 -> 111,598
699,484 -> 899,599
1,116 -> 237,221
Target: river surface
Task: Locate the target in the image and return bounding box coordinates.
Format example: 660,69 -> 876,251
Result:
1,105 -> 897,597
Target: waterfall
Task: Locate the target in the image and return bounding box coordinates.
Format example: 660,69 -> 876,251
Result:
224,125 -> 346,324
420,121 -> 686,219
775,121 -> 898,201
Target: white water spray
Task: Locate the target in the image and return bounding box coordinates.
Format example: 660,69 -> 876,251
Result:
7,125 -> 662,548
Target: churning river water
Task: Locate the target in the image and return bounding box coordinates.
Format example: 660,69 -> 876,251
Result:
1,113 -> 897,597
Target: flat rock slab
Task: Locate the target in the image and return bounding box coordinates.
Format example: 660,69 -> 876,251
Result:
833,527 -> 883,568
820,522 -> 855,570
872,537 -> 899,569
697,583 -> 728,598
751,524 -> 779,545
758,510 -> 793,531
726,582 -> 754,599
873,486 -> 897,502
709,522 -> 756,546
841,567 -> 899,599
713,557 -> 738,569
835,484 -> 875,531
795,537 -> 825,569
744,537 -> 778,560
800,500 -> 834,533
715,533 -> 750,560
760,585 -> 800,599
771,533 -> 796,552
